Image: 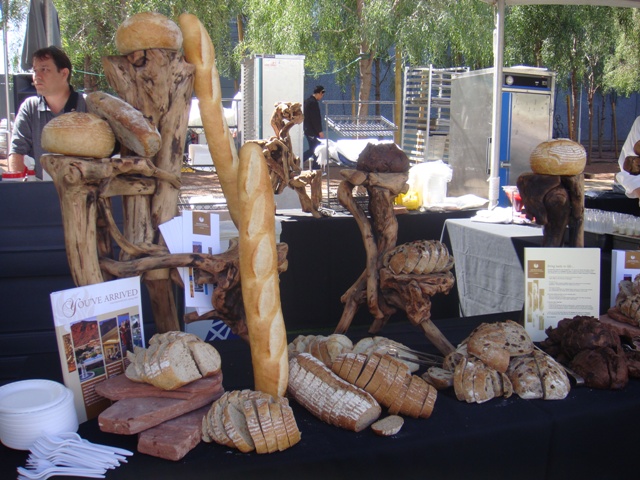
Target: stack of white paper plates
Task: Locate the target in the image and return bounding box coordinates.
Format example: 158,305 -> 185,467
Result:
0,379 -> 78,450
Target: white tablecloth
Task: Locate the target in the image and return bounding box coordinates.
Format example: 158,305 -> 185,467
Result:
443,218 -> 543,317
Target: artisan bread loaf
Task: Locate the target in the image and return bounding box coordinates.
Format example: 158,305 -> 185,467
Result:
179,13 -> 241,225
86,91 -> 161,157
352,336 -> 420,373
452,355 -> 514,403
288,353 -> 381,432
41,112 -> 115,158
202,390 -> 299,453
506,350 -> 570,400
466,320 -> 534,373
529,138 -> 586,176
125,331 -> 221,390
237,142 -> 288,398
331,352 -> 437,418
115,12 -> 183,55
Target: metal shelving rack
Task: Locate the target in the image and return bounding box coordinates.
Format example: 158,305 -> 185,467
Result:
322,100 -> 398,210
401,66 -> 468,164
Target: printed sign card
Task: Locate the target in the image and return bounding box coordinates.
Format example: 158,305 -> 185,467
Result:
181,210 -> 221,308
524,248 -> 600,342
610,250 -> 640,307
50,276 -> 144,422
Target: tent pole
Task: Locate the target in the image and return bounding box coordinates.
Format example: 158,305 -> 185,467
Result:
3,2 -> 12,145
489,0 -> 505,209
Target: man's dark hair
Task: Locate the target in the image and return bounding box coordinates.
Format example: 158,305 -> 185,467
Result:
313,85 -> 325,94
32,46 -> 72,84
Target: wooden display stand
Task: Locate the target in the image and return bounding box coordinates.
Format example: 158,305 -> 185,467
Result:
42,49 -> 287,338
517,172 -> 585,247
333,145 -> 455,355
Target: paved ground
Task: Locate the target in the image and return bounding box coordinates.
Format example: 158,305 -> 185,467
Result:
1,153 -> 620,198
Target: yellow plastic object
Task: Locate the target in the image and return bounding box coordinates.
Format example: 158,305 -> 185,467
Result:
395,191 -> 421,210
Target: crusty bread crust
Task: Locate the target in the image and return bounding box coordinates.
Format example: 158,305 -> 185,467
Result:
237,142 -> 289,398
85,91 -> 161,157
115,12 -> 183,55
41,112 -> 115,159
178,13 -> 241,225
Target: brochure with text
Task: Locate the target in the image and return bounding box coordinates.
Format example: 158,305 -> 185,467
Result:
50,276 -> 144,423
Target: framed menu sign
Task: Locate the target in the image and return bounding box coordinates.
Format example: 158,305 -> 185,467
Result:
524,248 -> 600,342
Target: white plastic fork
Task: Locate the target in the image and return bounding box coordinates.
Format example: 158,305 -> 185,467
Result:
17,458 -> 106,480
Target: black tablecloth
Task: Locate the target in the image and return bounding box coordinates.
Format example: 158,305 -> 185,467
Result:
2,312 -> 638,480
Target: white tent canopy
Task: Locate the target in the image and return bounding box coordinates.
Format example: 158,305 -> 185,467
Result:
479,0 -> 640,207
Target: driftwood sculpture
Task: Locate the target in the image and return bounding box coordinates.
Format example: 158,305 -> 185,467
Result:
334,143 -> 456,355
42,27 -> 287,339
517,173 -> 584,247
250,101 -> 323,217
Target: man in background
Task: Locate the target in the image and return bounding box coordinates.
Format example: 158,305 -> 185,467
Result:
9,46 -> 86,179
303,85 -> 325,169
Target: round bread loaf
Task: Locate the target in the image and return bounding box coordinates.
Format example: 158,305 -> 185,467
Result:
41,112 -> 115,159
115,12 -> 183,55
529,138 -> 586,175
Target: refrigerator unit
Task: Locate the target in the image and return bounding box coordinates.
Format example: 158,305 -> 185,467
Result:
240,54 -> 305,159
448,67 -> 555,205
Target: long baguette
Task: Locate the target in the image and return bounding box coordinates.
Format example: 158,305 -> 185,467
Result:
178,13 -> 241,226
237,142 -> 288,398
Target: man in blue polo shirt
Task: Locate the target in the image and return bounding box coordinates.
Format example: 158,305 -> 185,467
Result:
9,46 -> 86,179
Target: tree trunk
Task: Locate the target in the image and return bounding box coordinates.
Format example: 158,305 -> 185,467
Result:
83,54 -> 98,93
394,50 -> 402,145
101,49 -> 195,333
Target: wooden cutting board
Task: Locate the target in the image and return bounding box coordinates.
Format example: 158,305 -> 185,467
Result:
98,386 -> 224,435
95,371 -> 223,400
137,405 -> 210,461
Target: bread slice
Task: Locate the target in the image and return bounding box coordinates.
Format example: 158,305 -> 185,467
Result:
371,415 -> 404,436
280,402 -> 301,447
422,366 -> 454,390
205,392 -> 234,447
187,341 -> 221,377
346,353 -> 368,385
318,339 -> 332,366
388,377 -> 410,415
532,349 -> 570,400
371,357 -> 399,404
254,397 -> 278,453
222,401 -> 255,453
150,339 -> 202,390
243,399 -> 268,454
354,352 -> 382,389
460,357 -> 478,403
268,402 -> 290,451
501,372 -> 514,398
398,375 -> 425,418
472,363 -> 495,404
331,353 -> 347,376
453,356 -> 467,401
381,361 -> 411,408
365,354 -> 391,396
507,354 -> 543,399
338,353 -> 357,380
419,383 -> 438,419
